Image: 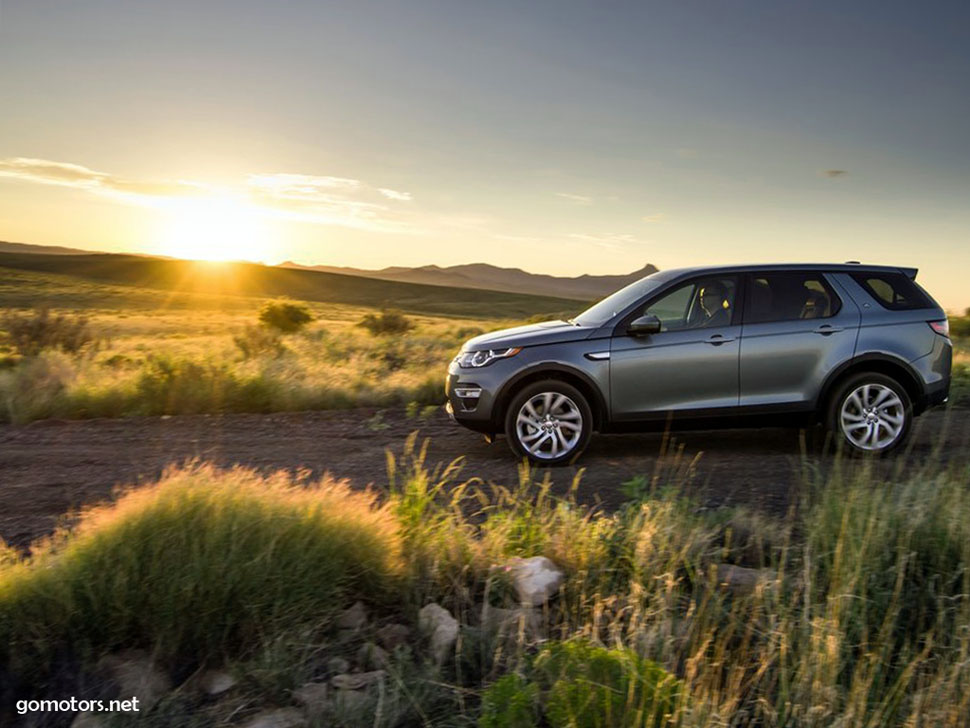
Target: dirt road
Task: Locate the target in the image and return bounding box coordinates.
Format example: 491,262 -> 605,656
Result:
2,407 -> 968,548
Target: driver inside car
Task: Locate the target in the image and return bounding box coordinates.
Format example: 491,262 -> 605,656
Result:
694,281 -> 732,328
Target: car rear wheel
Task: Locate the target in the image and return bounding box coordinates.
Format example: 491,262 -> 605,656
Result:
505,380 -> 593,465
827,372 -> 912,455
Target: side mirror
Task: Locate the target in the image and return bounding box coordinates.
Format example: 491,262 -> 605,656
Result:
627,314 -> 662,336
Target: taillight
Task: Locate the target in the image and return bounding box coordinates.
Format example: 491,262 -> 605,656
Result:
928,320 -> 949,337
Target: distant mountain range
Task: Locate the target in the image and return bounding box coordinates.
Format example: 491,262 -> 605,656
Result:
280,261 -> 659,299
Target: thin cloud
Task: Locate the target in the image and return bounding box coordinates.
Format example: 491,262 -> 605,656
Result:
0,157 -> 195,199
0,157 -> 416,234
823,169 -> 848,178
556,192 -> 593,205
641,213 -> 666,223
246,173 -> 415,231
378,188 -> 412,202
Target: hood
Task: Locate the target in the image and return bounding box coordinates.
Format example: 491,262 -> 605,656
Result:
463,320 -> 594,350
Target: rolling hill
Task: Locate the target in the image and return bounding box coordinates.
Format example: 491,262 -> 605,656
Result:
0,251 -> 586,319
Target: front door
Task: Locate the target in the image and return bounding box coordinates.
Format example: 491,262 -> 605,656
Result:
610,275 -> 742,420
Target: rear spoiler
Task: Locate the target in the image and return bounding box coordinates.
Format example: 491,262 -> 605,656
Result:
899,267 -> 918,279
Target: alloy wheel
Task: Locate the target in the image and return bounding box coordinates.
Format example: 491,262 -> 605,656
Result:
515,392 -> 584,460
839,383 -> 906,451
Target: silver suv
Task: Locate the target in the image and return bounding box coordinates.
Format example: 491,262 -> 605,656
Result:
446,264 -> 952,463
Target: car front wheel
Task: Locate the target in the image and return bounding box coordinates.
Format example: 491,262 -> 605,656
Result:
828,372 -> 912,455
505,380 -> 593,465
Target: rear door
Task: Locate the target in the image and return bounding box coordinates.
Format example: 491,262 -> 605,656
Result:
739,271 -> 860,409
610,274 -> 742,419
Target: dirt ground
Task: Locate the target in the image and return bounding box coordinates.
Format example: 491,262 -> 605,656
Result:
2,406 -> 968,549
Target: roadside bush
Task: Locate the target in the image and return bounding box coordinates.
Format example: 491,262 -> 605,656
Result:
0,307 -> 94,356
479,673 -> 539,728
479,641 -> 682,728
258,301 -> 313,333
233,324 -> 286,359
0,350 -> 76,423
134,356 -> 279,414
0,464 -> 402,685
950,310 -> 970,338
358,309 -> 414,336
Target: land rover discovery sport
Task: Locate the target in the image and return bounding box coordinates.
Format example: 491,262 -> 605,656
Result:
446,264 -> 952,464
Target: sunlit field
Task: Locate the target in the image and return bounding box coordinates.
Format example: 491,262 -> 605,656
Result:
0,265 -> 566,424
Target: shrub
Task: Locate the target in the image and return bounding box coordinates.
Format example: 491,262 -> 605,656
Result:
479,673 -> 539,728
950,312 -> 970,338
258,301 -> 313,333
478,641 -> 682,728
0,465 -> 402,687
455,326 -> 485,340
358,309 -> 414,336
134,356 -> 280,414
537,642 -> 682,728
0,307 -> 94,356
233,324 -> 286,359
0,350 -> 76,423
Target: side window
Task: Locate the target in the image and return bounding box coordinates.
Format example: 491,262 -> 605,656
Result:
745,272 -> 841,324
643,276 -> 738,332
850,273 -> 932,310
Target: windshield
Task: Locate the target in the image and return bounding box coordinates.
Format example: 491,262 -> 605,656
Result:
572,271 -> 670,327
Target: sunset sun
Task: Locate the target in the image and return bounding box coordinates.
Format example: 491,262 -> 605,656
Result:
157,195 -> 270,263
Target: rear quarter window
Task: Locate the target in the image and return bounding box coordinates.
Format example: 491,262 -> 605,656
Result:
851,273 -> 933,310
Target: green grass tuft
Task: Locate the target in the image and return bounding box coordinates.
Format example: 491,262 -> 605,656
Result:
0,465 -> 401,687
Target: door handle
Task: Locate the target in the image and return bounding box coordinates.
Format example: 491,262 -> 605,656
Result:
813,325 -> 844,335
705,334 -> 735,345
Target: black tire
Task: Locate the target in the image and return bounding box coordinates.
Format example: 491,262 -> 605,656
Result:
826,372 -> 913,456
504,379 -> 593,465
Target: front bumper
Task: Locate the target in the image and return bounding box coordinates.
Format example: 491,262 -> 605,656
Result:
445,360 -> 503,434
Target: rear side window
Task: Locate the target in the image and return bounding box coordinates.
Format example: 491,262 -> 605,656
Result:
851,273 -> 932,310
745,272 -> 841,324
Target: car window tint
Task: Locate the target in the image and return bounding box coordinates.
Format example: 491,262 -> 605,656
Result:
851,273 -> 932,310
644,276 -> 737,331
745,273 -> 841,323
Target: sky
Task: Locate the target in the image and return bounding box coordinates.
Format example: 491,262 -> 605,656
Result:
1,0 -> 968,309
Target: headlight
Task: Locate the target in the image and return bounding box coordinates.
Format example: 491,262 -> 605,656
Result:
456,347 -> 521,368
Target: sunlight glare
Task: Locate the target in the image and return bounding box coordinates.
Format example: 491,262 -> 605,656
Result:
157,195 -> 270,263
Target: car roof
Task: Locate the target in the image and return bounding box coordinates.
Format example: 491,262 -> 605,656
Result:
657,262 -> 917,279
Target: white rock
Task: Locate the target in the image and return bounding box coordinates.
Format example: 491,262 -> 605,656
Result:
199,669 -> 236,695
418,602 -> 459,665
333,689 -> 369,712
376,623 -> 411,650
331,670 -> 387,690
357,642 -> 390,669
292,681 -> 329,717
509,556 -> 565,606
336,601 -> 368,631
239,708 -> 306,728
97,650 -> 171,712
